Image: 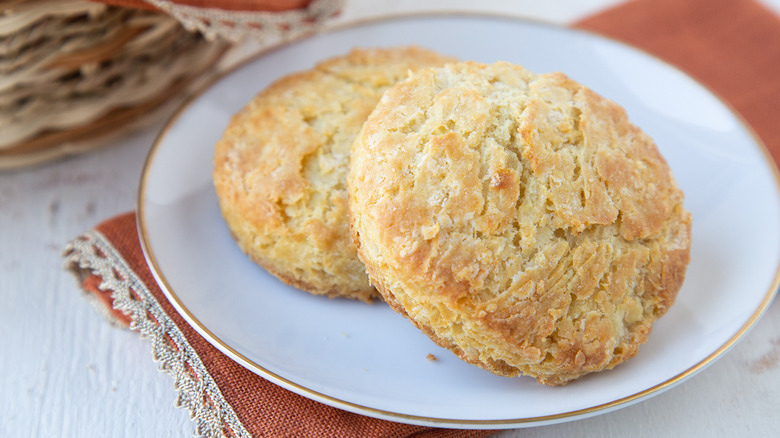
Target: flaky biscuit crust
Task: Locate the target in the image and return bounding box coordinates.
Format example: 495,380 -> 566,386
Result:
349,61 -> 691,383
213,47 -> 455,302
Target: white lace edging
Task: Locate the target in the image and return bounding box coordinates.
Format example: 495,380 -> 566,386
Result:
142,0 -> 344,42
63,230 -> 251,438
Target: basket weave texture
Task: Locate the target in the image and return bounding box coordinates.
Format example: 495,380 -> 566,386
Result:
0,0 -> 340,169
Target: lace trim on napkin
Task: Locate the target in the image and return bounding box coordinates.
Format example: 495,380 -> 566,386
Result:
142,0 -> 343,42
63,230 -> 251,438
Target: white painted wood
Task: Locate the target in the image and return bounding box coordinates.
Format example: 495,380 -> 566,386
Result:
1,122 -> 193,437
2,1 -> 779,437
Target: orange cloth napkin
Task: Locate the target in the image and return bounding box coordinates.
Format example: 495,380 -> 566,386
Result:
65,0 -> 780,436
67,212 -> 488,437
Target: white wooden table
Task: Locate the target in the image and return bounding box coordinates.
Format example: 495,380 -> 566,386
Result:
2,1 -> 780,436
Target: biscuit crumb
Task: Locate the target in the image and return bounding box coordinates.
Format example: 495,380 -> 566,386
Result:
426,353 -> 437,361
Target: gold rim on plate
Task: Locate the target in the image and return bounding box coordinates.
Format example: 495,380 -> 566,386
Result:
136,13 -> 780,428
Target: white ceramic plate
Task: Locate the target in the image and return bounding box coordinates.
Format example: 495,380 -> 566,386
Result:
138,15 -> 780,429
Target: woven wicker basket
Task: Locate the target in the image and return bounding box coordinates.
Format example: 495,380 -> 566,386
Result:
0,0 -> 341,170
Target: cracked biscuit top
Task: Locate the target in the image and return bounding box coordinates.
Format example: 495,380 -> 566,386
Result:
213,46 -> 456,302
348,61 -> 692,384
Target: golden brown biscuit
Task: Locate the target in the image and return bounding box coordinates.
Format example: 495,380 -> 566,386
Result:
349,61 -> 692,383
213,46 -> 456,302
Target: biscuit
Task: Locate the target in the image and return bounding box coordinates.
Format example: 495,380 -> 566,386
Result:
348,61 -> 692,384
213,46 -> 456,302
